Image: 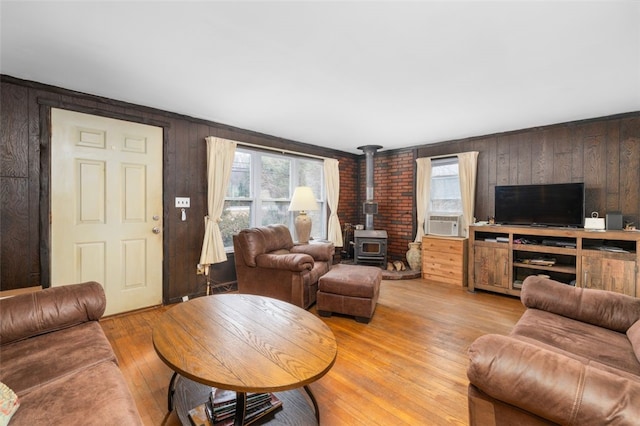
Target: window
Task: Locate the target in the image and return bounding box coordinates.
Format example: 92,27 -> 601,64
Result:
430,157 -> 462,214
219,148 -> 326,249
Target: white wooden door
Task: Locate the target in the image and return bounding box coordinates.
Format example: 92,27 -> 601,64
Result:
51,108 -> 163,316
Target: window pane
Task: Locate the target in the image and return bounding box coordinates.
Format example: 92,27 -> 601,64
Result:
220,149 -> 327,246
432,161 -> 458,177
430,159 -> 462,214
227,151 -> 251,198
308,205 -> 323,239
260,201 -> 289,226
298,160 -> 323,199
220,200 -> 251,248
431,176 -> 460,198
261,156 -> 290,199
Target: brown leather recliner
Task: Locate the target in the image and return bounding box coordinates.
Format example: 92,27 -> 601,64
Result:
232,224 -> 334,309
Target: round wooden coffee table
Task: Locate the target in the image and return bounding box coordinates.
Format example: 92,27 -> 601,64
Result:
153,294 -> 337,425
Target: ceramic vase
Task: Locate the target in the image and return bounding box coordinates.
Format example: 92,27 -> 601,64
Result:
406,242 -> 422,271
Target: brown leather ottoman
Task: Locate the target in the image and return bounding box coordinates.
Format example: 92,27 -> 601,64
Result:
317,264 -> 381,323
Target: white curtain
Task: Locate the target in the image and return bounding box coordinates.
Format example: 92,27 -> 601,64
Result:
324,159 -> 343,247
199,137 -> 237,275
457,151 -> 479,238
414,157 -> 432,242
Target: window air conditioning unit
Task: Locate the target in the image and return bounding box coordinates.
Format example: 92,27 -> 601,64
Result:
428,214 -> 461,237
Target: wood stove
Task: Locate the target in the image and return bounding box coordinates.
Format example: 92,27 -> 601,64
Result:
354,145 -> 388,268
354,229 -> 387,267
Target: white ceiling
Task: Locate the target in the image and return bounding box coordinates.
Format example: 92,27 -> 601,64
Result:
2,1 -> 639,154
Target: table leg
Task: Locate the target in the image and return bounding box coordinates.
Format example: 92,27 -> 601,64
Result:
234,391 -> 247,426
167,372 -> 178,412
303,385 -> 320,424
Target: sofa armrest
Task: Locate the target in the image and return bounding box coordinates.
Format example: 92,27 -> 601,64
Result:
468,334 -> 640,425
0,282 -> 106,345
255,253 -> 314,272
290,242 -> 334,262
521,276 -> 640,332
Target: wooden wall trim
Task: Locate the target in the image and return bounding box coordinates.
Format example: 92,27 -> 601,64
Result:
38,103 -> 51,287
37,97 -> 172,129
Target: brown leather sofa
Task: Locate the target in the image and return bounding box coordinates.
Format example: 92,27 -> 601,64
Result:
233,224 -> 334,309
0,282 -> 143,425
467,276 -> 640,425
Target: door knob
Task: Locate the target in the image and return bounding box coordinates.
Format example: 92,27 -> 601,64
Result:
152,227 -> 161,234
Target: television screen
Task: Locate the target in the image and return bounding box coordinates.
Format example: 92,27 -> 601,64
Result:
495,183 -> 585,227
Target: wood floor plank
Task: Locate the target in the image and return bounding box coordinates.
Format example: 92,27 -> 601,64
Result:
101,279 -> 525,425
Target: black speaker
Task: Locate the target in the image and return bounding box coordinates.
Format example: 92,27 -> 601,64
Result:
606,212 -> 623,230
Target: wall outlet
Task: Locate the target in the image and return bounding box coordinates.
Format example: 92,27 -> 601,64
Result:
175,197 -> 190,208
182,295 -> 189,302
196,264 -> 205,275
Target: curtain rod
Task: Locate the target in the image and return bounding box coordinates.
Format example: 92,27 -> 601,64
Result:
236,141 -> 330,161
425,150 -> 479,161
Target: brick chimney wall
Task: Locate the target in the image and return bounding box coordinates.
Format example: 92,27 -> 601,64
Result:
335,154 -> 359,227
355,149 -> 417,263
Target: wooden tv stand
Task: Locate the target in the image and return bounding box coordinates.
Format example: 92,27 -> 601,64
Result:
468,225 -> 640,297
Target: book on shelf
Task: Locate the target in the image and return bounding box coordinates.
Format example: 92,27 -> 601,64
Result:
518,257 -> 556,266
188,403 -> 210,426
484,237 -> 508,243
528,258 -> 556,266
188,389 -> 283,426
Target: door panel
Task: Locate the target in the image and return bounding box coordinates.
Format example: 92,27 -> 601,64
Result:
51,108 -> 163,315
474,246 -> 509,289
582,255 -> 636,296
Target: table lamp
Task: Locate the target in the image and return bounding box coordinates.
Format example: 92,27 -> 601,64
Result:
288,186 -> 319,244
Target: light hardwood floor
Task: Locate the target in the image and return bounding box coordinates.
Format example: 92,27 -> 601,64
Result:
100,279 -> 525,425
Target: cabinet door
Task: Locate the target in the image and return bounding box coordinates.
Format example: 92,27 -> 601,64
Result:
474,246 -> 510,289
581,256 -> 636,296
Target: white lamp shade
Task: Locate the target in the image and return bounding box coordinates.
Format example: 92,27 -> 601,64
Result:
288,186 -> 319,212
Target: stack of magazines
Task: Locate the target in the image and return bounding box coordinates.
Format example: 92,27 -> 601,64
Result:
188,389 -> 282,426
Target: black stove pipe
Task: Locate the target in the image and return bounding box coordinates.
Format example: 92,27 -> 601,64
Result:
357,145 -> 382,230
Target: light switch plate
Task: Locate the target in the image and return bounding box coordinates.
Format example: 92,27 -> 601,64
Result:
175,197 -> 190,208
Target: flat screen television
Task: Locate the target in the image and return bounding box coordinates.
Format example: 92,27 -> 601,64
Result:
495,183 -> 585,227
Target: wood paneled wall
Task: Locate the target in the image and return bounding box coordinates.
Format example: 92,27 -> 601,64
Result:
415,113 -> 640,229
2,75 -> 638,296
0,76 -> 358,296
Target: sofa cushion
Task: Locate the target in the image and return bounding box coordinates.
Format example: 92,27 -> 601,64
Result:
468,334 -> 640,425
0,282 -> 106,345
236,225 -> 294,267
629,320 -> 640,364
260,224 -> 294,252
521,276 -> 640,332
9,361 -> 142,426
291,242 -> 334,262
308,261 -> 330,286
512,309 -> 640,376
255,253 -> 313,271
0,322 -> 117,395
